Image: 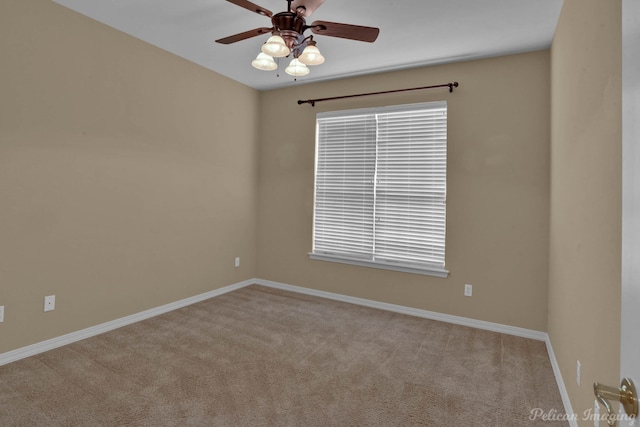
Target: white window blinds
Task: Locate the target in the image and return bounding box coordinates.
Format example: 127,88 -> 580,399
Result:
314,114 -> 377,258
312,101 -> 448,275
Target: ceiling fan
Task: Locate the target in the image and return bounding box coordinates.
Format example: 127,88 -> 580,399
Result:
215,0 -> 380,77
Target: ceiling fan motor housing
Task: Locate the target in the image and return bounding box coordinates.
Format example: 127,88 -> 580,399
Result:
272,11 -> 306,49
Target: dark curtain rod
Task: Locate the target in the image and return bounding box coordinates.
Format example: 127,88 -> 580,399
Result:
297,82 -> 459,107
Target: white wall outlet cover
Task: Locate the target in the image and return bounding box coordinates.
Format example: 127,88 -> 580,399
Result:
577,360 -> 581,386
0,305 -> 4,322
44,295 -> 56,312
464,284 -> 473,297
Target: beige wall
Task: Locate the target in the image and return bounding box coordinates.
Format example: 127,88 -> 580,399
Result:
0,0 -> 259,353
257,51 -> 551,331
548,0 -> 622,423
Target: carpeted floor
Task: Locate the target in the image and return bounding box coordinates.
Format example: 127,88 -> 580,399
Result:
0,285 -> 568,426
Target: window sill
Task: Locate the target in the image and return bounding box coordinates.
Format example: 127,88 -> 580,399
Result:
308,253 -> 449,278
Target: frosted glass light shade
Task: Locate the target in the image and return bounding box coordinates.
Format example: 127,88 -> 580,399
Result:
298,44 -> 325,65
285,58 -> 309,76
261,35 -> 290,58
251,52 -> 277,71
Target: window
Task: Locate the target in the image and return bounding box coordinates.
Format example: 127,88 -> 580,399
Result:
310,101 -> 448,277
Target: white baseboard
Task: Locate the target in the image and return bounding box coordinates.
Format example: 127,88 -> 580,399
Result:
254,278 -> 548,341
0,279 -> 254,366
545,336 -> 578,427
1,276 -> 573,425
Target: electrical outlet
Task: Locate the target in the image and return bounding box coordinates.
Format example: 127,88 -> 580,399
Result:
464,284 -> 473,297
577,360 -> 581,386
0,305 -> 4,323
44,295 -> 55,312
235,257 -> 240,268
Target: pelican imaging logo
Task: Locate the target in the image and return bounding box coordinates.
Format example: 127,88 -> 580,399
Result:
528,408 -> 576,423
528,408 -> 636,424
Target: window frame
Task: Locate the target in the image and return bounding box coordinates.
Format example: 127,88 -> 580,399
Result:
309,101 -> 449,278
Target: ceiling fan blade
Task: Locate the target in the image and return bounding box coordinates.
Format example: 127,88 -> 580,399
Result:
215,27 -> 273,44
309,20 -> 380,43
226,0 -> 272,18
290,0 -> 325,17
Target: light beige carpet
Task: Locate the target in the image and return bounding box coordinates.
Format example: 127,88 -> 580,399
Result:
0,285 -> 568,426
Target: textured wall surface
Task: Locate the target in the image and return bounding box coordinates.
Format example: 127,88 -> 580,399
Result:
0,0 -> 260,353
548,0 -> 622,424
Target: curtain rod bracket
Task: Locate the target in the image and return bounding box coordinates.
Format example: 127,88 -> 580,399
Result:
297,81 -> 459,107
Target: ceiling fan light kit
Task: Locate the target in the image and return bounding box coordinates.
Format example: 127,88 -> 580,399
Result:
251,52 -> 278,71
285,58 -> 310,76
217,0 -> 379,79
261,34 -> 290,57
298,40 -> 325,65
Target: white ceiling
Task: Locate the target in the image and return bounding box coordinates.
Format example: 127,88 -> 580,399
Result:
51,0 -> 563,91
